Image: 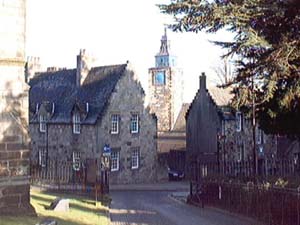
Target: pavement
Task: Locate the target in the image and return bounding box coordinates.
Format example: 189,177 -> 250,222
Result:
108,181 -> 264,225
109,181 -> 189,192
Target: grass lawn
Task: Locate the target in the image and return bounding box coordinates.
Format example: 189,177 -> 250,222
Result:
0,190 -> 109,225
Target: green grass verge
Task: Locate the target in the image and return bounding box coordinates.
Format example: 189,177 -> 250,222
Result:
0,190 -> 109,225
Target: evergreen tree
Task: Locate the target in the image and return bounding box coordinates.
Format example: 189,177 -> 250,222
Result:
160,0 -> 300,136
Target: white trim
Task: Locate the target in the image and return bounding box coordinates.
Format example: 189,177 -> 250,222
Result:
236,111 -> 242,132
131,114 -> 139,134
131,148 -> 139,169
38,148 -> 46,167
73,113 -> 81,134
72,152 -> 81,171
111,151 -> 119,172
111,114 -> 119,134
39,115 -> 46,133
257,129 -> 263,144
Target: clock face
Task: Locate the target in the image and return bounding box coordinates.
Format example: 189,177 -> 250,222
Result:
155,71 -> 165,85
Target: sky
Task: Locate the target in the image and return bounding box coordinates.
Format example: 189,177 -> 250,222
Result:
26,0 -> 232,103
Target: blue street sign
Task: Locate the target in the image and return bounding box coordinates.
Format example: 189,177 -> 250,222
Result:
103,144 -> 111,157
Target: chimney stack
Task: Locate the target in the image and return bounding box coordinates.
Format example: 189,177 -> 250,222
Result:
25,56 -> 41,83
200,72 -> 206,91
76,49 -> 91,87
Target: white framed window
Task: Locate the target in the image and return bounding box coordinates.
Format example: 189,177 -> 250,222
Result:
72,152 -> 81,171
131,148 -> 140,169
257,128 -> 264,144
221,120 -> 225,136
130,113 -> 139,133
73,113 -> 81,134
39,115 -> 46,133
111,151 -> 120,172
236,111 -> 242,132
38,148 -> 46,167
111,114 -> 119,134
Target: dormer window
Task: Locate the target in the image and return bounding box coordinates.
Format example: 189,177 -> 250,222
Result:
39,115 -> 46,133
236,111 -> 242,132
130,113 -> 139,133
73,113 -> 81,134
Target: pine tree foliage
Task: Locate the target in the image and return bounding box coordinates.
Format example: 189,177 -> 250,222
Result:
160,0 -> 300,136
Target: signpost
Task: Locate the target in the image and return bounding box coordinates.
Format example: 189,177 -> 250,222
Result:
101,144 -> 110,194
103,144 -> 111,157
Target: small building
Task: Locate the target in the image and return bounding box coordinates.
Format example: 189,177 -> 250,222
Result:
29,50 -> 158,184
186,72 -> 278,177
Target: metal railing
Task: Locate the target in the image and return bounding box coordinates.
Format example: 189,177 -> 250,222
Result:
30,159 -> 109,196
188,159 -> 300,225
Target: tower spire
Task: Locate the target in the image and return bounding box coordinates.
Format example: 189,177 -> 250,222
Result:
154,28 -> 177,68
158,27 -> 169,55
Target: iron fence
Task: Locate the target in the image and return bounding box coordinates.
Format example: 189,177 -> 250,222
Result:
188,159 -> 300,225
189,158 -> 300,180
30,159 -> 109,196
189,181 -> 300,225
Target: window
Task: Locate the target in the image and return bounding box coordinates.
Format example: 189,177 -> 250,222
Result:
236,111 -> 242,132
72,152 -> 81,171
221,120 -> 225,136
111,151 -> 120,172
73,113 -> 81,134
111,114 -> 119,134
130,114 -> 139,133
257,129 -> 264,144
38,148 -> 46,167
39,115 -> 46,133
131,148 -> 140,169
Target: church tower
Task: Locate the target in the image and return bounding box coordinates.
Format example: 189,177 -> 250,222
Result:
148,29 -> 183,132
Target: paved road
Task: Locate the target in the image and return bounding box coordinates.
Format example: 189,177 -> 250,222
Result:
109,190 -> 261,225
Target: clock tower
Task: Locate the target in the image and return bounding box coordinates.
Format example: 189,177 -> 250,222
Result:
149,29 -> 183,132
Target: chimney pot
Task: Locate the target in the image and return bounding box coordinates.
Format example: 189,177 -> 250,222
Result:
200,72 -> 206,91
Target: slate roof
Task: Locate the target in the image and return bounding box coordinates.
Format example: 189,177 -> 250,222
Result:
29,64 -> 127,124
208,86 -> 233,107
186,85 -> 233,121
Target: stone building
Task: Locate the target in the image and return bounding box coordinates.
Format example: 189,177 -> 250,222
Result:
148,29 -> 187,176
0,0 -> 35,215
29,50 -> 157,184
186,72 -> 277,176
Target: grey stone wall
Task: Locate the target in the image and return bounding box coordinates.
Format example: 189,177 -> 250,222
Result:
222,119 -> 277,162
98,68 -> 157,184
30,124 -> 99,163
30,67 -> 158,185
